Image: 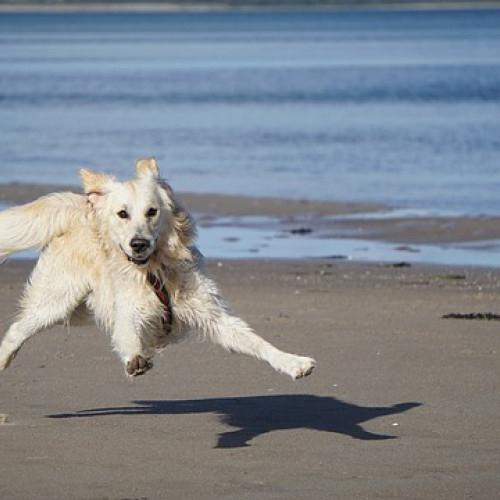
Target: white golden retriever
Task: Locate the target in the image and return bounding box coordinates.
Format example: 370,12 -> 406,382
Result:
0,159 -> 315,379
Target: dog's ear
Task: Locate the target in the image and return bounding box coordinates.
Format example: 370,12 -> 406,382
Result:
158,178 -> 174,198
165,200 -> 196,262
79,168 -> 114,205
135,157 -> 160,180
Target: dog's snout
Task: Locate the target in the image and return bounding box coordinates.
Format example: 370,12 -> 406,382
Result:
130,238 -> 150,254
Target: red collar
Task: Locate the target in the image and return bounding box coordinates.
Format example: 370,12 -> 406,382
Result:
147,272 -> 173,334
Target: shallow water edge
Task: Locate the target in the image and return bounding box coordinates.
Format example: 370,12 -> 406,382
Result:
1,183 -> 499,268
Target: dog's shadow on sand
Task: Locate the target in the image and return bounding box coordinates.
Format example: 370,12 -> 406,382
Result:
49,395 -> 421,448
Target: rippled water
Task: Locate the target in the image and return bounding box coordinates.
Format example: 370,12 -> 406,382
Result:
1,9 -> 500,215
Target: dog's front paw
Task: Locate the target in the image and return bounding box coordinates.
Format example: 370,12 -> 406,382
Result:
292,356 -> 316,379
126,355 -> 153,377
273,353 -> 316,379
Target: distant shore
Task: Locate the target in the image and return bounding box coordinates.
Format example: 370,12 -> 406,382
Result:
1,1 -> 500,12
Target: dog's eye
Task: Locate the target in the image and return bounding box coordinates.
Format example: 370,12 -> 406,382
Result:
146,208 -> 158,218
117,210 -> 129,219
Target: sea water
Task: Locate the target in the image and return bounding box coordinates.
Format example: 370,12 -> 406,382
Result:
1,9 -> 500,264
1,9 -> 499,215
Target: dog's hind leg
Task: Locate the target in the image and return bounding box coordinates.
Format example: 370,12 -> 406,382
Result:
0,255 -> 88,370
0,321 -> 38,370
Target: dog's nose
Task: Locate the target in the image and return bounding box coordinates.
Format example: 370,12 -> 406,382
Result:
130,238 -> 150,254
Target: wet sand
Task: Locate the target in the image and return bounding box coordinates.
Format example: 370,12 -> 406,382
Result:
1,184 -> 500,498
1,258 -> 500,498
2,182 -> 500,246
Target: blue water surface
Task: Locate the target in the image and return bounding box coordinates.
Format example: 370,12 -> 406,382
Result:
1,9 -> 500,214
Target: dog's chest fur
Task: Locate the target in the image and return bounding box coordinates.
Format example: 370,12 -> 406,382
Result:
69,258 -> 176,348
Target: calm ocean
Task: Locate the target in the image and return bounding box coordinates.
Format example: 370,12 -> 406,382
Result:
1,9 -> 500,215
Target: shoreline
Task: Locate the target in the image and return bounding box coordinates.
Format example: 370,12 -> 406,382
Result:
0,181 -> 387,217
2,181 -> 500,245
1,2 -> 500,12
2,182 -> 500,268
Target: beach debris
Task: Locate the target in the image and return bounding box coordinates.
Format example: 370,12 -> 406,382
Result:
385,262 -> 411,268
395,245 -> 420,253
0,414 -> 8,425
437,274 -> 466,280
289,227 -> 313,235
442,312 -> 500,321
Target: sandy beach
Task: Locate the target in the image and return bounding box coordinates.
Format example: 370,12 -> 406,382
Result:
0,185 -> 499,499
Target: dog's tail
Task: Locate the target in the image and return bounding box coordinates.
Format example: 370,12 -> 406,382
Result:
0,192 -> 85,262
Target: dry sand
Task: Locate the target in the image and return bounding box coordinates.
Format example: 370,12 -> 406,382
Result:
1,258 -> 499,499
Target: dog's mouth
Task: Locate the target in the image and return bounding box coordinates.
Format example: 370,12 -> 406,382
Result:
127,255 -> 151,266
120,247 -> 152,267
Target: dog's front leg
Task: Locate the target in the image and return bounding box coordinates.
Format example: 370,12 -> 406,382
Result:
207,312 -> 315,380
111,300 -> 151,377
179,274 -> 316,379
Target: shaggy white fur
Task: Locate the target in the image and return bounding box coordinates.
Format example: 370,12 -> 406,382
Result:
0,158 -> 315,379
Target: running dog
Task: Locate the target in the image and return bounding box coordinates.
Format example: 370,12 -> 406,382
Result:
0,158 -> 316,379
